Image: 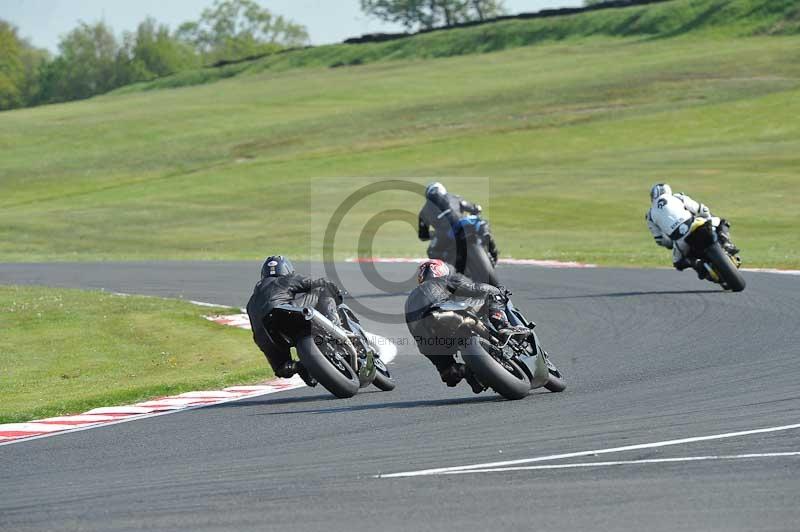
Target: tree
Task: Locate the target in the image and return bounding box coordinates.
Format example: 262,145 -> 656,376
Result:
40,21 -> 121,102
360,0 -> 506,31
123,17 -> 199,79
0,20 -> 25,109
0,20 -> 49,110
176,0 -> 309,63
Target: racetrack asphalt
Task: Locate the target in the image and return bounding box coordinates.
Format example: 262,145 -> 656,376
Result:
1,262 -> 799,532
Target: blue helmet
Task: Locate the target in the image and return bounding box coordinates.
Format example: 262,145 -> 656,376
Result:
261,255 -> 295,278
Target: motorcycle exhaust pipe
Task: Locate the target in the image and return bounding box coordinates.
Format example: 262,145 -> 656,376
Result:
301,307 -> 358,358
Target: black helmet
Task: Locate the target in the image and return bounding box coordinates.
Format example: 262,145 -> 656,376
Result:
261,255 -> 295,278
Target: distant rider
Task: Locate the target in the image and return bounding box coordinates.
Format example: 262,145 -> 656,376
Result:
405,259 -> 528,392
418,182 -> 499,271
645,183 -> 739,277
246,255 -> 343,387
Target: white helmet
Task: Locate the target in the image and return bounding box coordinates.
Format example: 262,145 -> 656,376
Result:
650,183 -> 672,201
425,182 -> 447,199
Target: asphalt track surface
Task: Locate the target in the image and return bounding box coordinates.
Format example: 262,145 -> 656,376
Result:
1,261 -> 799,532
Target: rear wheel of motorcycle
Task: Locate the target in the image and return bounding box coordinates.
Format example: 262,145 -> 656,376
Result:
707,244 -> 746,292
465,243 -> 499,287
462,337 -> 530,400
372,359 -> 396,392
296,335 -> 359,398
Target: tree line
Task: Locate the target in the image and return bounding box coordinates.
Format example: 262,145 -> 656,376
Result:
0,0 -> 308,110
1,0 -> 511,111
360,1 -> 506,30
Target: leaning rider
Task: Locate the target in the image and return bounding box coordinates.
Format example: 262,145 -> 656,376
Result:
418,182 -> 500,270
404,259 -> 528,392
246,255 -> 343,387
645,183 -> 739,278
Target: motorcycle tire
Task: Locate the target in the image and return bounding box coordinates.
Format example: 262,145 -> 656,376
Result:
296,335 -> 360,398
372,359 -> 396,392
543,356 -> 567,392
706,244 -> 746,292
462,337 -> 530,400
465,243 -> 500,287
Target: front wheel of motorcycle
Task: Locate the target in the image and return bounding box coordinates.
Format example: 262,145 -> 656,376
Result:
296,335 -> 360,398
543,355 -> 567,392
372,358 -> 396,392
462,337 -> 530,400
706,244 -> 746,292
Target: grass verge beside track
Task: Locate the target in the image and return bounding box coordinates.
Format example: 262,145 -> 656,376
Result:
0,286 -> 268,424
1,1 -> 798,267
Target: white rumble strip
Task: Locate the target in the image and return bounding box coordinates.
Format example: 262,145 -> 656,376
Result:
1,305 -> 397,447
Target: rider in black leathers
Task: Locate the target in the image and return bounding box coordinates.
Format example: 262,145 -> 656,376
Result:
418,182 -> 499,272
405,259 -> 527,392
246,256 -> 343,386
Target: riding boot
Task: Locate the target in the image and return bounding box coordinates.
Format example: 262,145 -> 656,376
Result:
489,311 -> 530,339
464,367 -> 485,394
692,260 -> 709,280
439,363 -> 466,387
277,360 -> 317,387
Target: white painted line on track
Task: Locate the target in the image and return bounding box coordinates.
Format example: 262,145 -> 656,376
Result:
379,422 -> 800,478
431,452 -> 800,475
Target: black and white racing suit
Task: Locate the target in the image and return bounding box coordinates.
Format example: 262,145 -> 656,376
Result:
645,192 -> 721,268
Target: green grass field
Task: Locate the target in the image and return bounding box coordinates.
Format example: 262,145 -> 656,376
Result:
0,286 -> 268,424
1,0 -> 798,268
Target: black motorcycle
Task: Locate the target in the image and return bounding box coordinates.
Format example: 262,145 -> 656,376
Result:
265,301 -> 395,398
684,217 -> 745,292
425,296 -> 566,400
432,215 -> 499,286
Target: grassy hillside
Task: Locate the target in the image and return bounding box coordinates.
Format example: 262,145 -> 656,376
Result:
116,0 -> 800,93
1,0 -> 799,267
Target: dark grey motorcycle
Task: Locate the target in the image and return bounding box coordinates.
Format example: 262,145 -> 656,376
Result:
425,297 -> 566,400
265,302 -> 395,398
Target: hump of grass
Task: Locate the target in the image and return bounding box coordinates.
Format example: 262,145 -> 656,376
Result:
112,0 -> 800,94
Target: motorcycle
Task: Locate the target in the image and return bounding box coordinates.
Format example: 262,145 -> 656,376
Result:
431,215 -> 500,286
425,296 -> 566,400
683,217 -> 745,292
265,299 -> 395,398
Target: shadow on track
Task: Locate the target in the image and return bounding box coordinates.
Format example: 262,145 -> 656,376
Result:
252,395 -> 501,416
534,289 -> 721,301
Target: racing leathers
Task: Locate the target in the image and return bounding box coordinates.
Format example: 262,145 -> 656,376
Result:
646,192 -> 736,272
418,192 -> 498,270
405,271 -> 521,388
246,274 -> 342,379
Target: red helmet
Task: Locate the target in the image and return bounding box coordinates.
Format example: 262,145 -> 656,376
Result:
417,259 -> 450,284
